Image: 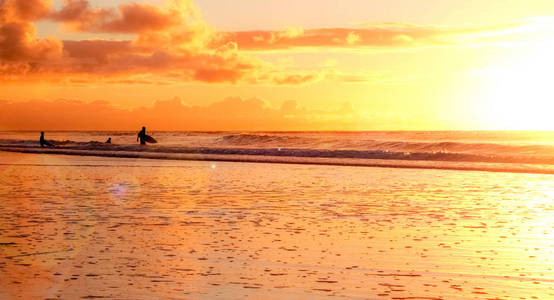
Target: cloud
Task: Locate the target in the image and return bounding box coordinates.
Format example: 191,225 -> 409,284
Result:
270,72 -> 325,85
0,0 -> 62,63
0,0 -> 51,22
0,0 -> 324,85
215,25 -> 448,51
0,97 -> 368,131
215,20 -> 554,52
62,39 -> 132,62
0,0 -> 549,85
1,0 -> 237,81
50,0 -> 185,33
0,22 -> 62,62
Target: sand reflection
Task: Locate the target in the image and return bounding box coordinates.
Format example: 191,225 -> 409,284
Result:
0,152 -> 553,299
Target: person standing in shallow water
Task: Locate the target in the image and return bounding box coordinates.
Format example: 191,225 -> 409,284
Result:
137,126 -> 147,145
40,131 -> 54,148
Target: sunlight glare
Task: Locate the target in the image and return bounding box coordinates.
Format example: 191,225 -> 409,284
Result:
476,40 -> 554,130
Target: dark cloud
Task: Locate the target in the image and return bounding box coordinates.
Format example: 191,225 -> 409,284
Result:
0,0 -> 62,63
0,0 -> 51,22
50,0 -> 183,33
0,22 -> 62,61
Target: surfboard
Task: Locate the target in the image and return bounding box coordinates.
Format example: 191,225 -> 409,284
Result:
144,135 -> 157,143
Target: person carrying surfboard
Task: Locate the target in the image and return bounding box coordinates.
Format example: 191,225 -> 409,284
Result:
137,127 -> 157,145
137,126 -> 147,145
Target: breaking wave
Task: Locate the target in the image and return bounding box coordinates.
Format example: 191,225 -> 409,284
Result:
1,132 -> 554,173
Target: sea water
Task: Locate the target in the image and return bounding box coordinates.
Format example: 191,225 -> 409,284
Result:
1,131 -> 554,173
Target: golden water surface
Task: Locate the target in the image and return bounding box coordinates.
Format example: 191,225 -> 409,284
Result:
0,152 -> 553,299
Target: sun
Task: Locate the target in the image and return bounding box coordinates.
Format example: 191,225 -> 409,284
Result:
474,41 -> 554,130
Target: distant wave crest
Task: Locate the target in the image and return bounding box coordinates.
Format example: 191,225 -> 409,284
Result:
1,137 -> 554,166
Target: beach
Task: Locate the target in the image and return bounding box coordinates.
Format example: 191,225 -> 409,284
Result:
1,151 -> 553,299
4,0 -> 554,298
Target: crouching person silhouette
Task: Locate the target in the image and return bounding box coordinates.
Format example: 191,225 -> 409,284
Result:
40,131 -> 55,148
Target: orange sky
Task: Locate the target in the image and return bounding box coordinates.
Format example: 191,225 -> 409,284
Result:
2,0 -> 554,130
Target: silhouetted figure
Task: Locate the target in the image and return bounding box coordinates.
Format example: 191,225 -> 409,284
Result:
137,126 -> 147,145
39,131 -> 54,148
106,137 -> 112,144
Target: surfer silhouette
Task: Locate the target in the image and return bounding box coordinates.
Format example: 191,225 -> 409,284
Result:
39,131 -> 54,148
106,137 -> 111,144
137,127 -> 147,145
137,126 -> 157,145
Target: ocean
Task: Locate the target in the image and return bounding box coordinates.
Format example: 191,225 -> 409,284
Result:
0,131 -> 553,299
1,130 -> 554,174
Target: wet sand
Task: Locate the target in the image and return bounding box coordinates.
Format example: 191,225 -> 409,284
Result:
0,151 -> 553,299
